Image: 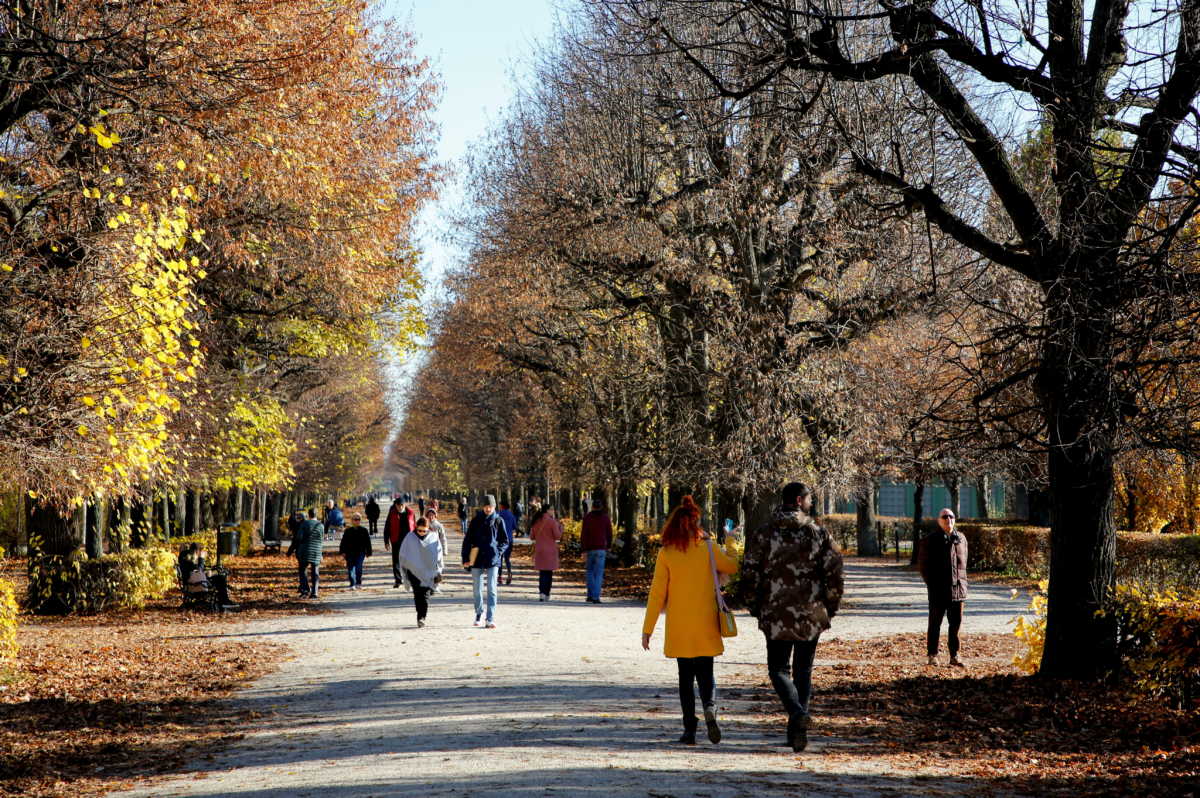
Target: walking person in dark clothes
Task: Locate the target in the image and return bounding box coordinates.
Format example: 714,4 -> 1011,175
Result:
339,513 -> 372,590
286,508 -> 325,599
365,495 -> 381,537
919,507 -> 969,667
741,482 -> 843,752
496,500 -> 517,585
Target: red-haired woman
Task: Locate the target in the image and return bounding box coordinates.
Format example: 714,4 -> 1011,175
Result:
641,495 -> 739,744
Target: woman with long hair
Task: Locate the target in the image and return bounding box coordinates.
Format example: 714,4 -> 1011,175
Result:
641,495 -> 739,745
529,503 -> 564,601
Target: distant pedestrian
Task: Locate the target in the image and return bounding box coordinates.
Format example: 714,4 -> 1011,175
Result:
287,508 -> 324,599
323,500 -> 345,541
418,495 -> 426,516
741,481 -> 844,752
384,497 -> 416,588
497,500 -> 518,585
919,507 -> 969,668
365,495 -> 381,537
457,496 -> 469,535
581,491 -> 614,603
424,508 -> 448,555
529,504 -> 563,601
339,513 -> 372,590
513,500 -> 523,536
399,517 -> 444,627
461,494 -> 510,629
641,495 -> 738,745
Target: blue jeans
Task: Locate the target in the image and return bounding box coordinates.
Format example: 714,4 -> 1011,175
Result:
471,566 -> 499,622
346,553 -> 365,587
299,561 -> 320,597
585,549 -> 607,600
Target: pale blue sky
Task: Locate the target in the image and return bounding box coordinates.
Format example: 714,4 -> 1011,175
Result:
382,0 -> 561,294
378,1 -> 560,436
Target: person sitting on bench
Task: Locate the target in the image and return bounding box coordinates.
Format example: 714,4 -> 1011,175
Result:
179,543 -> 235,607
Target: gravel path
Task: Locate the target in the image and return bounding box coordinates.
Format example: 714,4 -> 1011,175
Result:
111,534 -> 1029,798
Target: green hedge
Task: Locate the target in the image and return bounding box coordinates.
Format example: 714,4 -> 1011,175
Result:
27,548 -> 177,614
958,523 -> 1200,590
821,514 -> 920,552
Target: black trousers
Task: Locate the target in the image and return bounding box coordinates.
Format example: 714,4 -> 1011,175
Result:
538,569 -> 553,596
766,636 -> 819,720
927,595 -> 964,657
676,656 -> 715,720
405,570 -> 429,621
367,517 -> 379,536
391,545 -> 403,585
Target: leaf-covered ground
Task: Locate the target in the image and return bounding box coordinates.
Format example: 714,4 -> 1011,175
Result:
543,545 -> 1200,796
0,550 -> 315,797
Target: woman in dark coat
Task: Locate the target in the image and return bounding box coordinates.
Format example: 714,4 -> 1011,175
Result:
918,508 -> 969,666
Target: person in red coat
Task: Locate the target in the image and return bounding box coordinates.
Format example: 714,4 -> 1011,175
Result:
383,497 -> 416,588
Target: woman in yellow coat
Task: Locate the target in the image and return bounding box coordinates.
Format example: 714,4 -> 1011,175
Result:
641,495 -> 739,745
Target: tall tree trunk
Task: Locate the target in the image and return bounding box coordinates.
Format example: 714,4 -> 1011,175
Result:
1037,299 -> 1119,678
84,500 -> 101,559
617,477 -> 638,567
1123,467 -> 1138,531
26,498 -> 80,614
946,475 -> 960,518
716,486 -> 741,543
855,480 -> 880,556
910,479 -> 924,566
975,475 -> 990,520
129,499 -> 148,548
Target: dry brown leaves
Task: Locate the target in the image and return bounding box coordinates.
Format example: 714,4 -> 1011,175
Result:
735,633 -> 1199,797
0,549 -> 322,797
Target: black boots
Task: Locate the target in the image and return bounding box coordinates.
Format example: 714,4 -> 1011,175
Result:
703,707 -> 721,743
678,716 -> 698,744
788,713 -> 809,752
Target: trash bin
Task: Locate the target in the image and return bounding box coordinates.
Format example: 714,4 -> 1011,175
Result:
217,524 -> 240,557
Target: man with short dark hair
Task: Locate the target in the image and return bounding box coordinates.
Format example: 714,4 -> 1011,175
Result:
741,481 -> 843,752
580,490 -> 614,603
339,512 -> 372,590
497,500 -> 518,585
364,495 -> 381,537
384,497 -> 416,588
462,494 -> 510,628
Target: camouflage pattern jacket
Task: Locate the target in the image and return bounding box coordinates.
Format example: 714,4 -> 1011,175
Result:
742,506 -> 844,641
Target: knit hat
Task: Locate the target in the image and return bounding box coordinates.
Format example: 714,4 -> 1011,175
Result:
483,494 -> 497,507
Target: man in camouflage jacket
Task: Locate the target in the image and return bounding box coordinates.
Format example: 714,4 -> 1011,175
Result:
741,481 -> 844,752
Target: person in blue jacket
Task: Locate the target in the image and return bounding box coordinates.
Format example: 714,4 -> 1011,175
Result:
496,500 -> 518,585
462,494 -> 510,628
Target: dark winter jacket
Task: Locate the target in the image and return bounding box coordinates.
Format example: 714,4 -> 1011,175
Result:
919,529 -> 969,602
292,519 -> 324,564
497,508 -> 518,538
741,506 -> 844,641
580,510 -> 613,551
365,498 -> 381,521
462,510 -> 510,569
339,525 -> 373,561
325,507 -> 344,528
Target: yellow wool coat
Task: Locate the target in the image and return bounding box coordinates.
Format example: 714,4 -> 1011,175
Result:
642,537 -> 739,658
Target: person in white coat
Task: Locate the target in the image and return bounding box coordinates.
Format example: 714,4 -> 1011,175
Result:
398,517 -> 444,627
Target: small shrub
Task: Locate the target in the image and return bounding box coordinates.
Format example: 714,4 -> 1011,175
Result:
0,545 -> 17,670
560,519 -> 581,557
1010,580 -> 1048,674
1108,584 -> 1200,708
